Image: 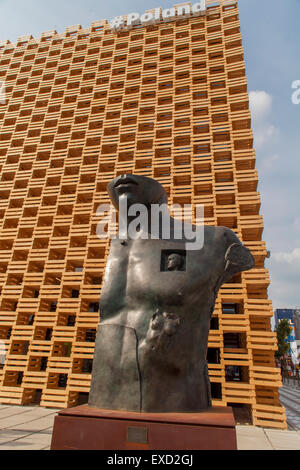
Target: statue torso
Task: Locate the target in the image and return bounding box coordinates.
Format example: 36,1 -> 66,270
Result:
89,226 -> 235,412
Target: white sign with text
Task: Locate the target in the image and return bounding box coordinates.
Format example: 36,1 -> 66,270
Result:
110,1 -> 206,32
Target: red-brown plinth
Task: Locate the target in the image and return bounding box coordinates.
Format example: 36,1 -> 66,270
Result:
50,405 -> 237,450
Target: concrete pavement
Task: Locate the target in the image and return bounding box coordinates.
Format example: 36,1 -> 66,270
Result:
279,384 -> 300,431
236,425 -> 300,450
0,403 -> 300,450
0,404 -> 57,450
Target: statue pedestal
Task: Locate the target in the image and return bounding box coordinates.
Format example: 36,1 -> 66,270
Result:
50,405 -> 237,450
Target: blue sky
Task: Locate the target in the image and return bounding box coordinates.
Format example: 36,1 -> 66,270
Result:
0,0 -> 300,315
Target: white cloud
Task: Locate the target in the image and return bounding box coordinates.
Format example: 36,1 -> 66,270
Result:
293,218 -> 300,232
272,248 -> 300,263
249,90 -> 273,121
268,252 -> 300,309
249,90 -> 279,148
254,125 -> 277,148
260,153 -> 280,170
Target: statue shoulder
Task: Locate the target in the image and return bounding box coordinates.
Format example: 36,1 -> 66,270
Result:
202,225 -> 241,248
214,225 -> 241,245
214,225 -> 255,276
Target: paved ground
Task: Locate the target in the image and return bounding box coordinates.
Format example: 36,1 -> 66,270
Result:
0,405 -> 57,450
236,425 -> 300,450
279,384 -> 300,431
0,401 -> 299,450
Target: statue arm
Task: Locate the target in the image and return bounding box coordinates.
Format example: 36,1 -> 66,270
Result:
220,227 -> 255,281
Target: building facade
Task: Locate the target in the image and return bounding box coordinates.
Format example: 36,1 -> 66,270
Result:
294,311 -> 300,341
294,311 -> 300,363
0,0 -> 287,428
275,309 -> 300,364
274,308 -> 297,327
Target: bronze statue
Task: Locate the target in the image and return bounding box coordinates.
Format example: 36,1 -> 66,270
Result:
88,174 -> 254,413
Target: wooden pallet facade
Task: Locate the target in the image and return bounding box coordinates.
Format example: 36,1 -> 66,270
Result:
0,0 -> 287,429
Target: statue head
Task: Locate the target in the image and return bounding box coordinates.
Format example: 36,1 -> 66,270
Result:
107,174 -> 168,211
167,253 -> 183,271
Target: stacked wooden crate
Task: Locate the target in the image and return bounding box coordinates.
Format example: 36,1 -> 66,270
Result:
0,0 -> 286,428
